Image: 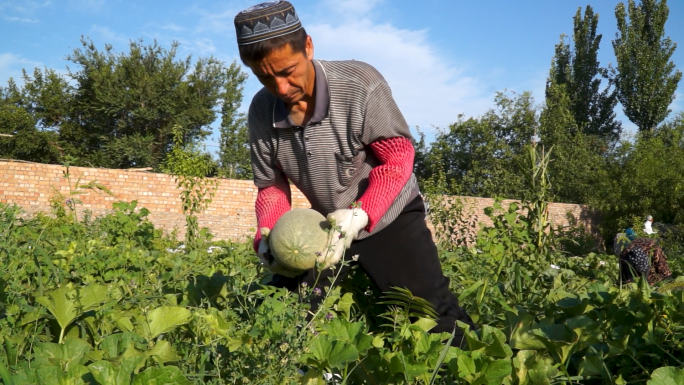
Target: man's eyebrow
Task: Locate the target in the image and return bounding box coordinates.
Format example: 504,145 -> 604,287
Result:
276,65 -> 296,75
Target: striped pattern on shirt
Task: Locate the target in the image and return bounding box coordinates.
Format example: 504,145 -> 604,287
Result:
248,59 -> 419,239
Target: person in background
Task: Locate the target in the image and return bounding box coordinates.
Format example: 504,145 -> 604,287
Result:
234,1 -> 476,346
644,215 -> 656,234
613,227 -> 637,257
619,237 -> 672,285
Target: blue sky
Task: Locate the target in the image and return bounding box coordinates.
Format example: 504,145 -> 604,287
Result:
2,0 -> 684,147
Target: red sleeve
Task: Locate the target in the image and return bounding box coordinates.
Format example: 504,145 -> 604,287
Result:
253,180 -> 292,252
357,136 -> 415,232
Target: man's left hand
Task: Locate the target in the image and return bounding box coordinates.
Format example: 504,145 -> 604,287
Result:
318,207 -> 368,269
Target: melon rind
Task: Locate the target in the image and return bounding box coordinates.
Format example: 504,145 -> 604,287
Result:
269,209 -> 331,272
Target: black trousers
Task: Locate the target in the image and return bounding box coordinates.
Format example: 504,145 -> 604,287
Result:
270,196 -> 476,346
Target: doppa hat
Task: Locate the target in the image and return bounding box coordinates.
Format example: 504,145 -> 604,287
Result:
234,1 -> 302,45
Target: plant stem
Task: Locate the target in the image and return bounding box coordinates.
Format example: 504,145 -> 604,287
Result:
653,343 -> 684,366
627,354 -> 651,378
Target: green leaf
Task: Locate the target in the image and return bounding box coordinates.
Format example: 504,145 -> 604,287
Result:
131,365 -> 192,385
565,315 -> 601,349
309,336 -> 358,370
578,348 -> 607,378
457,354 -> 476,379
323,340 -> 357,369
146,306 -> 192,339
34,338 -> 92,368
480,325 -> 513,358
335,292 -> 355,320
148,340 -> 180,363
429,327 -> 459,385
322,318 -> 373,355
513,350 -> 536,385
458,281 -> 484,302
555,297 -> 589,317
0,359 -> 14,385
506,311 -> 545,350
647,367 -> 684,385
88,356 -> 144,385
458,321 -> 487,352
298,369 -> 327,385
484,359 -> 512,384
531,325 -> 578,365
412,318 -> 438,333
514,350 -> 559,385
36,284 -> 109,333
99,333 -> 145,359
34,362 -> 90,385
202,311 -> 233,339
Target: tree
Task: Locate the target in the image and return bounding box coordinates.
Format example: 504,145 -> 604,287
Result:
62,37 -> 229,169
590,113 -> 684,236
218,61 -> 252,179
547,6 -> 621,142
612,0 -> 682,132
540,83 -> 609,204
0,38 -> 243,169
0,76 -> 62,163
420,91 -> 538,198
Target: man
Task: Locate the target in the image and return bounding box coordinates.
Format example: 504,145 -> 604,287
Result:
234,0 -> 475,345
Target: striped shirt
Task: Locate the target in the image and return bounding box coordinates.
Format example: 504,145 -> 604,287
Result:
248,59 -> 419,239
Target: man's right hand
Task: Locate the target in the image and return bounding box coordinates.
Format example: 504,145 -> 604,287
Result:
257,227 -> 274,267
257,227 -> 302,278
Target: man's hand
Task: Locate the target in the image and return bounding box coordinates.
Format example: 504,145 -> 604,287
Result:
318,207 -> 369,269
257,227 -> 301,278
257,227 -> 274,267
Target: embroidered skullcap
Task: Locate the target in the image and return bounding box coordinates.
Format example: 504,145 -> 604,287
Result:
234,1 -> 302,45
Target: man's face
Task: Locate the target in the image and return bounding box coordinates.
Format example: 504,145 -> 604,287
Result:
247,36 -> 314,105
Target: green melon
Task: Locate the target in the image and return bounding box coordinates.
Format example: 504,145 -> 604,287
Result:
269,208 -> 331,272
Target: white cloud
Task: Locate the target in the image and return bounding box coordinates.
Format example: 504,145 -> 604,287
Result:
4,16 -> 39,23
161,23 -> 186,32
307,12 -> 492,135
89,25 -> 130,47
184,0 -> 497,138
69,0 -> 104,11
0,0 -> 49,22
0,53 -> 42,85
184,38 -> 217,56
670,91 -> 683,118
194,6 -> 242,36
1,0 -> 51,13
320,0 -> 383,17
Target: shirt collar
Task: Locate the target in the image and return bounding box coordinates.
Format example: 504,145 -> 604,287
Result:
273,59 -> 329,128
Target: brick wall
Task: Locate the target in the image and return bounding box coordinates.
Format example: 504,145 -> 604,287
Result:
435,196 -> 599,232
0,160 -> 599,242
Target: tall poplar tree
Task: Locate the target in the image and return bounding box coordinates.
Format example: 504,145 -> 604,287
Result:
612,0 -> 682,132
547,5 -> 621,142
218,61 -> 251,180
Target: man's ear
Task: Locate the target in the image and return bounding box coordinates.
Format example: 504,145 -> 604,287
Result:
305,35 -> 314,61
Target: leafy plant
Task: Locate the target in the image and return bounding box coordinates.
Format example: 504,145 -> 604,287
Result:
49,155 -> 114,223
1,178 -> 683,384
163,126 -> 219,250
